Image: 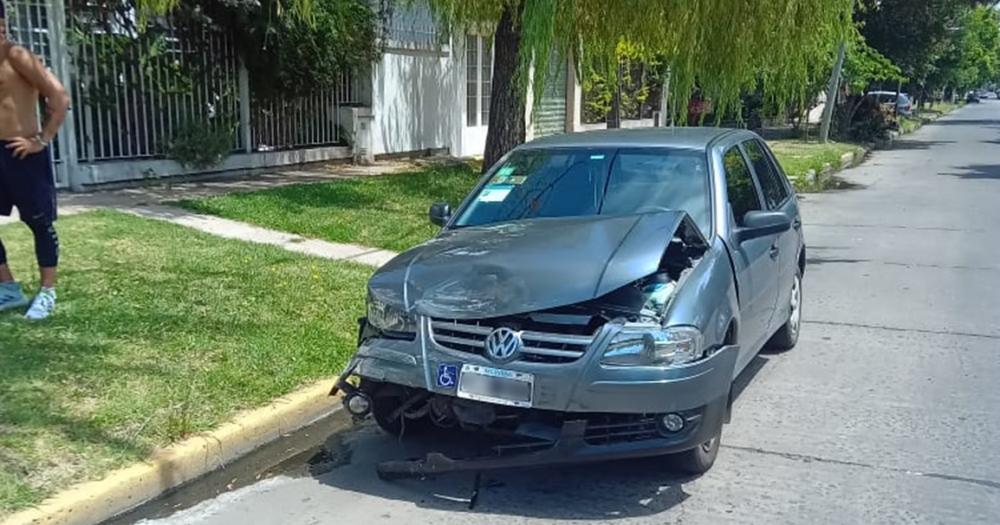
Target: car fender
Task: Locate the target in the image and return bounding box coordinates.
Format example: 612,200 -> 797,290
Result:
664,237 -> 740,349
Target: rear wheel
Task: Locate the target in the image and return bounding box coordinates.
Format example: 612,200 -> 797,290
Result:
766,269 -> 802,351
668,426 -> 722,475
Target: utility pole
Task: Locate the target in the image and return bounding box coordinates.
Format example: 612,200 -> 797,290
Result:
819,39 -> 846,144
658,67 -> 671,127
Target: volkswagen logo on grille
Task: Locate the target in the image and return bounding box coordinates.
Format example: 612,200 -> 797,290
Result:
484,327 -> 522,363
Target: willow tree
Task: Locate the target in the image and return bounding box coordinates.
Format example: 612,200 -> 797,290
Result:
426,0 -> 853,170
135,0 -> 317,23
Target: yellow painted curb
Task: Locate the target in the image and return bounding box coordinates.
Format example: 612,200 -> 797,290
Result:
2,378 -> 340,525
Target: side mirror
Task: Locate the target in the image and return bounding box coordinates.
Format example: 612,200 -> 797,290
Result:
429,202 -> 452,227
737,210 -> 791,243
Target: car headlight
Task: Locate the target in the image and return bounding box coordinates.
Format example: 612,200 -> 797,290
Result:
367,295 -> 416,335
601,324 -> 703,367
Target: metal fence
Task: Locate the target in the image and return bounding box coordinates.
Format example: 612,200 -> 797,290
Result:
251,72 -> 359,152
5,0 -> 363,184
4,0 -> 51,63
70,25 -> 244,162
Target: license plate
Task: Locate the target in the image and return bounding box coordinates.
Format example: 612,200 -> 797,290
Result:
457,364 -> 534,408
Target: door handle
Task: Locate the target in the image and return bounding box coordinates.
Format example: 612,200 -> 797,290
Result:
769,244 -> 780,259
792,217 -> 802,230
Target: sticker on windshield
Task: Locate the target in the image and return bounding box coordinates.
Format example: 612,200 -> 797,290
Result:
590,154 -> 606,160
497,166 -> 516,176
478,183 -> 513,202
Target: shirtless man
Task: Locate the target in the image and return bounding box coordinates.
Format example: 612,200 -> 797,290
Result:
0,3 -> 71,320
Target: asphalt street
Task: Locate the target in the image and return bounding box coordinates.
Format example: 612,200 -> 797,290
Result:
132,102 -> 1000,525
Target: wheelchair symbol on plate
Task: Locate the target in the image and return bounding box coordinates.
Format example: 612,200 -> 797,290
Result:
437,364 -> 458,388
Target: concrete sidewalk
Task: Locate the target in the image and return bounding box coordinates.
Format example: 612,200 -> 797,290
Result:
126,205 -> 398,268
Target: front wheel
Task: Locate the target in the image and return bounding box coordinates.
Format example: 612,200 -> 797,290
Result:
766,269 -> 802,351
668,426 -> 722,475
363,380 -> 430,437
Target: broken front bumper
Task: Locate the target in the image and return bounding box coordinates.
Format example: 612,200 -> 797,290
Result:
334,319 -> 739,475
374,394 -> 730,479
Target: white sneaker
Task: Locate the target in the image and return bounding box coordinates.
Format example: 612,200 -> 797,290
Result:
25,288 -> 56,321
0,282 -> 29,312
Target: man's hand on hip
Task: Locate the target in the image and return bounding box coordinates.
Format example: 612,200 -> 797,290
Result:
5,136 -> 45,159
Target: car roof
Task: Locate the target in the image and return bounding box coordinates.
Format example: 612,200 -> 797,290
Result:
518,127 -> 747,151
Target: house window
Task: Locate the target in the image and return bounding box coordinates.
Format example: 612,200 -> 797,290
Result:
466,35 -> 478,127
466,34 -> 493,127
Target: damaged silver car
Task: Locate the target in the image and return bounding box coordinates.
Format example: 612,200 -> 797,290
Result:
334,127 -> 805,479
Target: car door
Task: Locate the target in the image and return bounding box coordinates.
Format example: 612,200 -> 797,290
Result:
743,139 -> 800,335
722,145 -> 779,370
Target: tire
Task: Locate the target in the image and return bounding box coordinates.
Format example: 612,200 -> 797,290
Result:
766,268 -> 802,351
669,426 -> 722,475
364,381 -> 430,437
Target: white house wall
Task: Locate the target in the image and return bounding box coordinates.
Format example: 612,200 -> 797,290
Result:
370,45 -> 463,157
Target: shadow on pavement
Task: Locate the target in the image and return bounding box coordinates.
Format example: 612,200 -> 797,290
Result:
889,139 -> 954,151
805,256 -> 870,267
307,355 -> 772,520
944,164 -> 1000,180
924,118 -> 1000,127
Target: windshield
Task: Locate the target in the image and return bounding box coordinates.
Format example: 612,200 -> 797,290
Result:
454,147 -> 712,235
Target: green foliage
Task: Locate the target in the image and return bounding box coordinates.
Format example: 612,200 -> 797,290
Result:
129,0 -> 384,97
581,42 -> 661,123
844,24 -> 905,92
136,0 -> 316,21
857,0 -> 969,83
165,117 -> 237,169
198,0 -> 385,97
931,5 -> 1000,92
425,0 -> 853,126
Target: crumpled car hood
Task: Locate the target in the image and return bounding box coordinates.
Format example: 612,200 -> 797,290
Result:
369,211 -> 697,320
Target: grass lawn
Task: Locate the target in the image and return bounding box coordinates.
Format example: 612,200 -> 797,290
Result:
899,116 -> 922,134
900,101 -> 966,134
767,139 -> 865,191
0,210 -> 370,517
178,164 -> 479,253
917,101 -> 964,117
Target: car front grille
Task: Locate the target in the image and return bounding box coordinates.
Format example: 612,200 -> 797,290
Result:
429,318 -> 597,363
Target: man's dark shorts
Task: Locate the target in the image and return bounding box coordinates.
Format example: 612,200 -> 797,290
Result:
0,142 -> 57,223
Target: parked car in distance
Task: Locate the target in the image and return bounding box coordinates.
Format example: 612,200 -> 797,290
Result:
334,128 -> 806,478
967,91 -> 981,103
868,90 -> 913,116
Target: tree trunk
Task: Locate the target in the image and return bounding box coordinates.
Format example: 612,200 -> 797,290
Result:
482,3 -> 526,173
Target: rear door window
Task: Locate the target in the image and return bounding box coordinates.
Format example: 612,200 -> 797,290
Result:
742,140 -> 789,209
723,147 -> 762,226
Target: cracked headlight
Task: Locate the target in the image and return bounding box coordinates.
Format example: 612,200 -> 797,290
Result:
367,295 -> 416,335
601,324 -> 703,367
